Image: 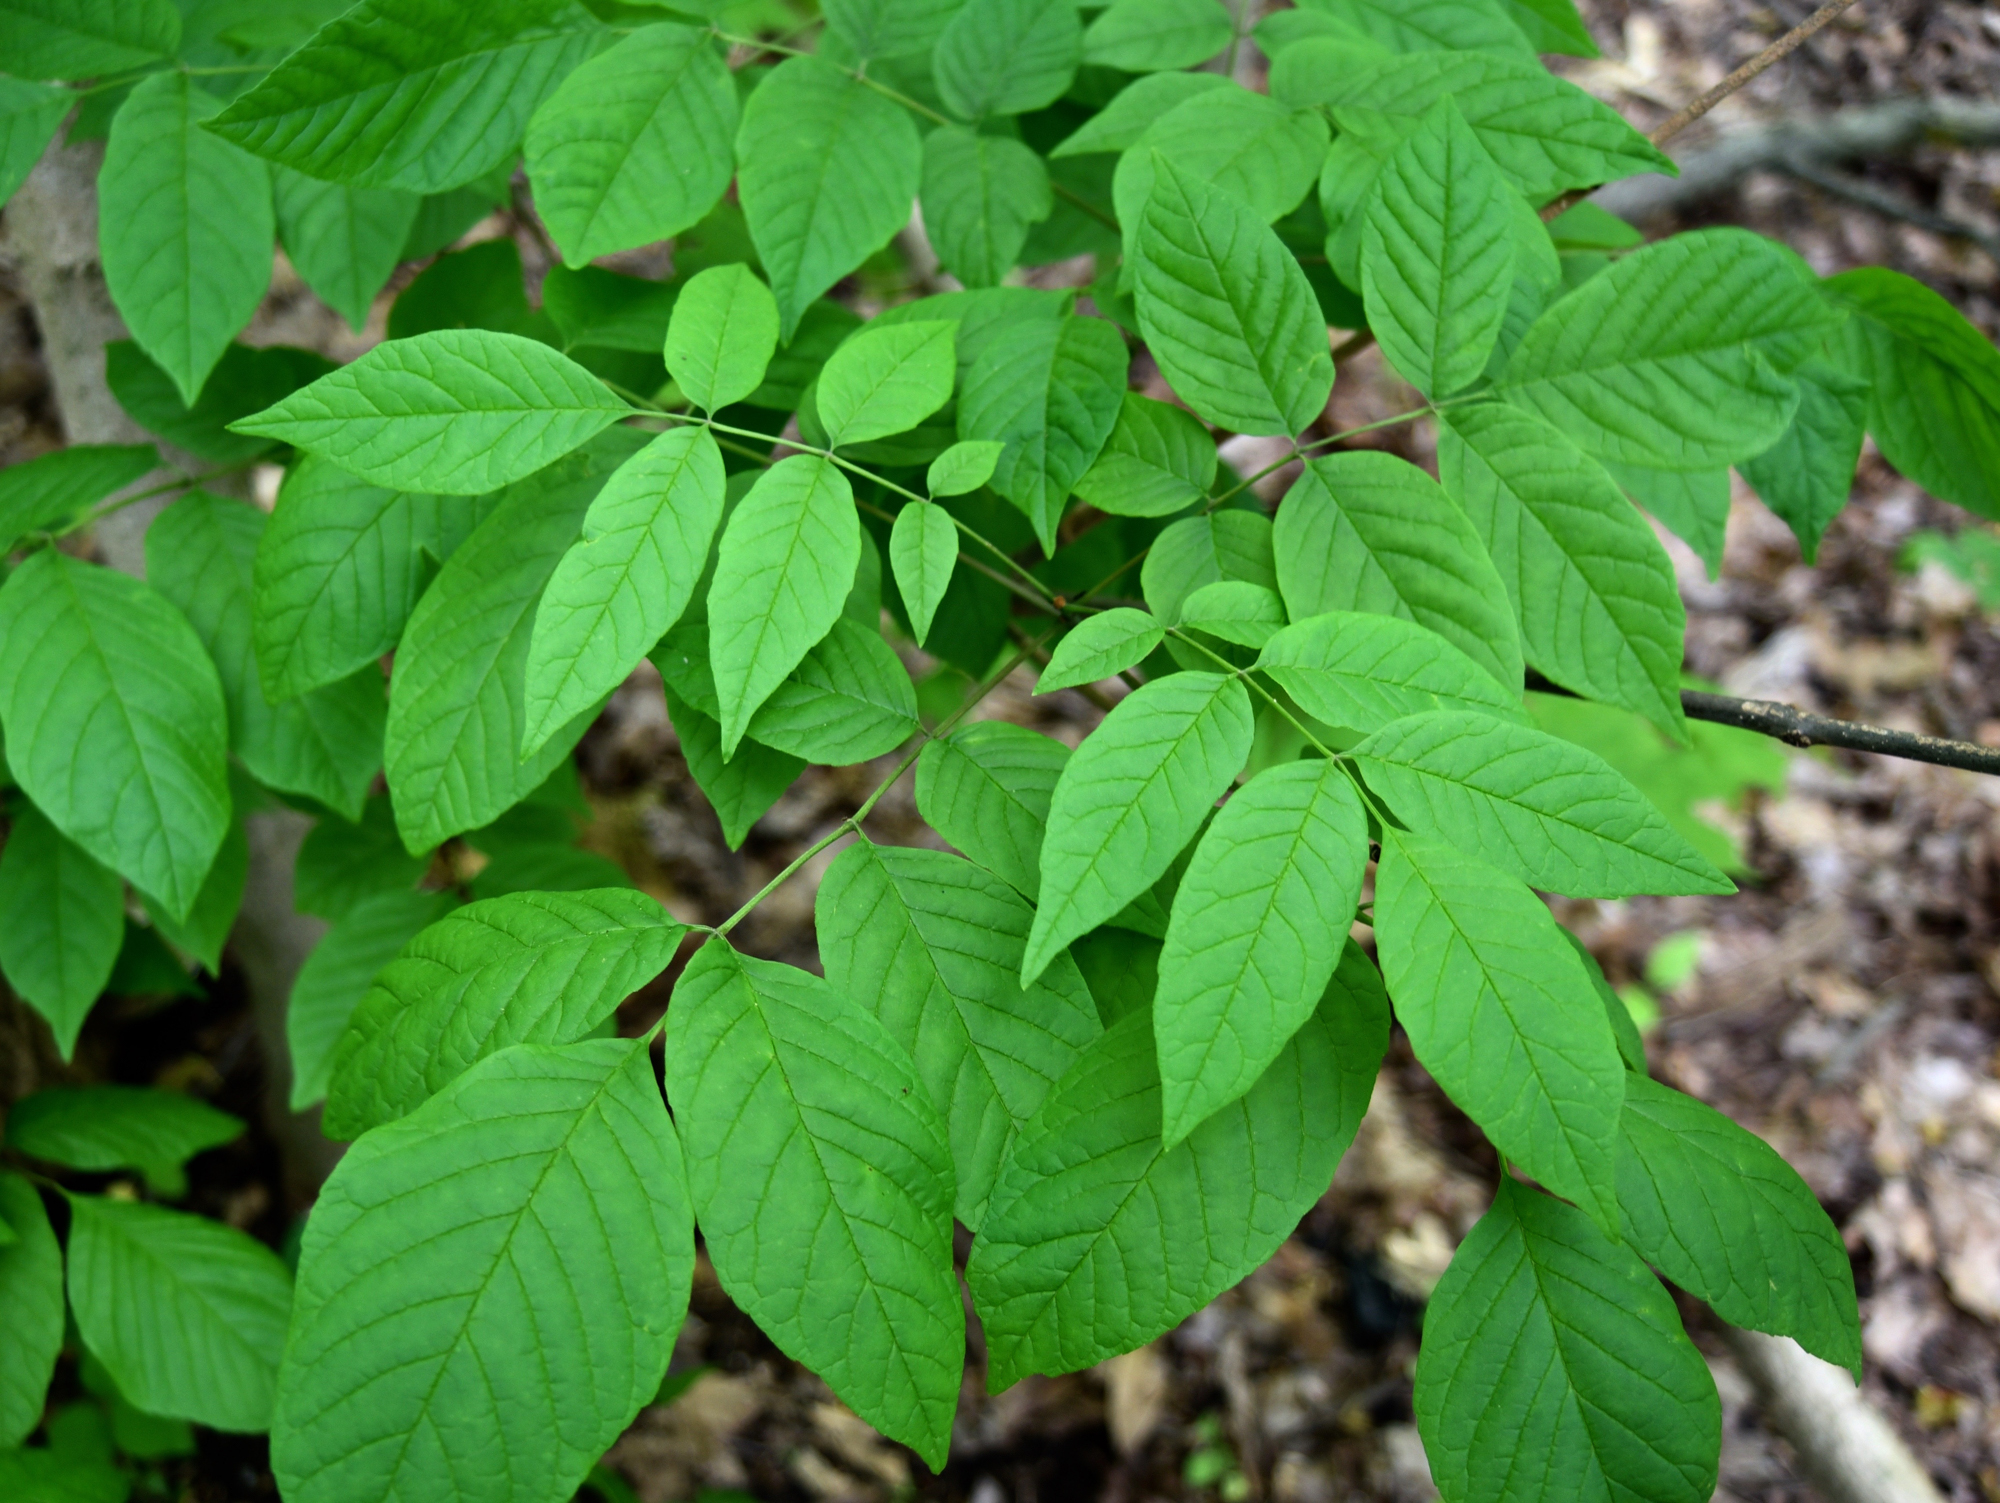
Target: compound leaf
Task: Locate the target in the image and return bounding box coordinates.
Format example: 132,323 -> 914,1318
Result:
915,721 -> 1069,899
663,264 -> 780,413
1256,612 -> 1527,733
0,804 -> 123,1061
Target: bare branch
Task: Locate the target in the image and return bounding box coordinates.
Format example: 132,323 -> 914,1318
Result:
1680,691 -> 2000,777
1647,0 -> 1865,147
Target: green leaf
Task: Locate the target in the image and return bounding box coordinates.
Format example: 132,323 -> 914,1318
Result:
0,804 -> 122,1061
0,78 -> 71,206
817,319 -> 957,447
1155,760 -> 1367,1144
1439,401 -> 1688,739
927,440 -> 1003,497
1036,608 -> 1162,694
1082,0 -> 1230,69
275,1040 -> 692,1503
707,454 -> 861,756
1738,358 -> 1867,563
1356,711 -> 1733,898
665,940 -> 961,1466
107,339 -> 334,465
1499,0 -> 1598,54
1256,611 -> 1527,733
1178,579 -> 1284,647
1498,228 -> 1840,470
148,492 -> 384,821
286,888 -> 458,1112
525,22 -> 736,265
957,312 -> 1127,552
818,842 -> 1101,1227
0,1172 -> 61,1448
231,330 -> 631,495
524,426 -> 724,756
67,1195 -> 291,1433
661,264 -> 778,414
921,127 -> 1053,290
743,617 -> 920,764
208,0 -> 604,193
660,686 -> 803,849
1361,97 -> 1514,398
1299,0 -> 1532,55
1416,1179 -> 1719,1503
543,265 -> 679,354
737,56 -> 921,339
1024,671 -> 1253,984
1072,393 -> 1215,518
970,976 -> 1383,1384
273,172 -> 420,332
1135,155 -> 1333,438
1051,71 -> 1230,158
100,74 -> 272,405
385,432 -> 644,851
1617,1073 -> 1861,1375
1272,453 -> 1522,689
915,721 -> 1067,898
0,444 -> 155,554
1608,460 -> 1729,576
294,798 -> 430,922
1140,512 -> 1275,633
890,503 -> 957,647
0,1448 -> 128,1503
0,552 -> 228,922
934,0 -> 1080,122
1825,266 -> 2000,521
5,1087 -> 241,1199
385,237 -> 542,341
143,814 -> 245,975
326,889 -> 682,1137
0,0 -> 178,79
254,456 -> 485,701
1374,830 -> 1624,1229
1560,927 -> 1646,1073
822,0 -> 961,59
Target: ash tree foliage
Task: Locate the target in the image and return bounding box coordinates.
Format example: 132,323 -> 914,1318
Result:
5,0 -> 1999,1498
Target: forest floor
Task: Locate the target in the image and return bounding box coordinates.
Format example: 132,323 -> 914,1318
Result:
4,1 -> 2000,1500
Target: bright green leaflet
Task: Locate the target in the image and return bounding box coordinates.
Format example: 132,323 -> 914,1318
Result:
1135,155 -> 1333,437
0,443 -> 154,554
1036,608 -> 1163,695
1562,928 -> 1647,1073
0,550 -> 229,923
149,492 -> 384,822
1415,1180 -> 1720,1503
1738,358 -> 1869,562
927,440 -> 1003,496
1825,266 -> 2000,521
254,456 -> 482,701
816,319 -> 957,448
1023,671 -> 1254,984
232,329 -> 630,495
208,0 -> 604,194
273,171 -> 421,333
99,74 -> 272,406
822,0 -> 960,59
1081,0 -> 1231,71
1179,580 -> 1285,647
707,454 -> 862,755
970,977 -> 1383,1385
1072,393 -> 1215,518
663,264 -> 780,413
274,1041 -> 692,1503
524,426 -> 725,756
818,842 -> 1102,1228
292,799 -> 429,923
385,434 -> 644,852
736,56 -> 922,339
664,941 -> 961,1467
1499,0 -> 1597,54
1353,711 -> 1733,898
1439,401 -> 1690,739
742,618 -> 920,765
1050,72 -> 1230,158
1303,0 -> 1533,56
956,312 -> 1127,552
1272,453 -> 1523,690
660,686 -> 805,849
0,1172 -> 61,1448
1497,227 -> 1840,470
1255,612 -> 1528,733
921,127 -> 1053,289
66,1195 -> 292,1433
1617,1073 -> 1861,1375
0,78 -> 73,207
1611,461 -> 1730,576
5,1086 -> 241,1199
889,502 -> 957,645
144,815 -> 245,975
0,804 -> 122,1061
525,22 -> 738,266
933,0 -> 1081,122
1155,759 -> 1367,1145
0,0 -> 178,76
915,720 -> 1069,899
326,889 -> 684,1138
1362,97 -> 1514,399
1374,831 -> 1624,1229
286,889 -> 459,1112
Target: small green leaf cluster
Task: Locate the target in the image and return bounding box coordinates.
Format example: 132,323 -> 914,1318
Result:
2,0 -> 1995,1499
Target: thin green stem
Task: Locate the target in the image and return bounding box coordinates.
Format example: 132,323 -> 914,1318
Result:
52,464 -> 253,540
716,29 -> 954,126
1205,405 -> 1437,509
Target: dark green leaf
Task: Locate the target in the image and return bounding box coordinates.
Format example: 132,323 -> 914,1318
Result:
1256,611 -> 1527,732
921,127 -> 1053,289
0,1172 -> 61,1448
106,340 -> 334,464
5,1086 -> 240,1199
1072,393 -> 1215,518
273,172 -> 420,332
1738,358 -> 1867,563
934,0 -> 1080,122
0,0 -> 178,80
915,720 -> 1068,898
0,803 -> 122,1060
